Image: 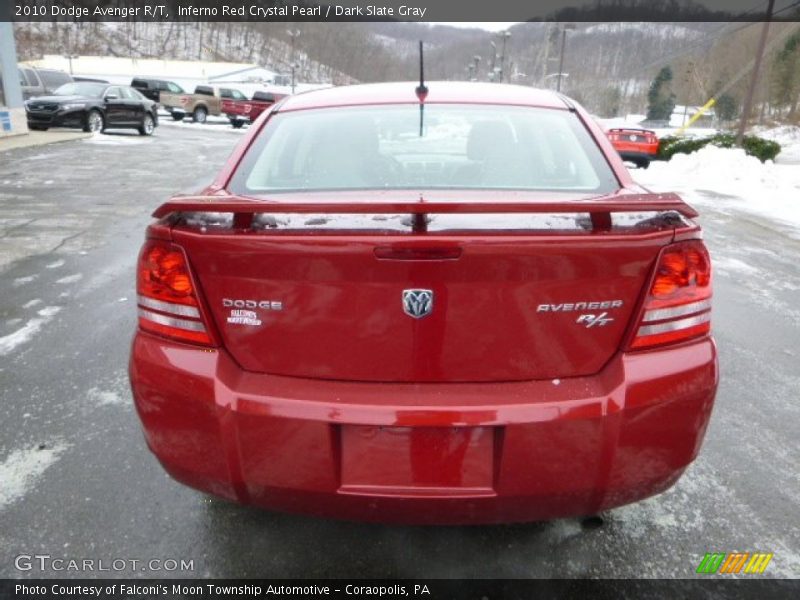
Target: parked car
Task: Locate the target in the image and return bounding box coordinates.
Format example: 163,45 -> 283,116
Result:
159,84 -> 247,123
131,78 -> 186,103
221,90 -> 283,128
25,82 -> 158,135
606,126 -> 660,168
129,82 -> 717,524
18,65 -> 73,100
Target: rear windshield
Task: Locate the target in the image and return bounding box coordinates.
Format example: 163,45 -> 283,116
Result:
229,104 -> 619,194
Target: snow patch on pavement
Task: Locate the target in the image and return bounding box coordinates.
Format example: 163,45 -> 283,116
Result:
13,275 -> 37,287
0,306 -> 62,356
56,273 -> 83,284
714,257 -> 759,276
87,387 -> 126,407
160,118 -> 249,135
46,259 -> 65,269
22,298 -> 42,309
83,133 -> 149,145
0,442 -> 70,510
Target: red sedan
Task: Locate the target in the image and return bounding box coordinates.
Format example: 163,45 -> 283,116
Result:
129,82 -> 717,524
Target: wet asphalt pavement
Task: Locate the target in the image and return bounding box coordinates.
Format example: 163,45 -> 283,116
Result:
0,123 -> 798,579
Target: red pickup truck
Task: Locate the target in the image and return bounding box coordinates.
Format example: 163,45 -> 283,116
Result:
221,91 -> 283,128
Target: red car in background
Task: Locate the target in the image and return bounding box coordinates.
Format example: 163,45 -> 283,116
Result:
129,82 -> 717,524
606,127 -> 660,168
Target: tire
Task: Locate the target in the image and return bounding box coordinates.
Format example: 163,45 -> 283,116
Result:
230,119 -> 244,129
171,112 -> 184,121
83,109 -> 104,133
29,124 -> 48,131
138,113 -> 155,136
637,159 -> 650,169
192,106 -> 208,123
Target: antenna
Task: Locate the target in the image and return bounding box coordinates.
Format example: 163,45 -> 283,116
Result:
415,40 -> 428,101
415,41 -> 427,137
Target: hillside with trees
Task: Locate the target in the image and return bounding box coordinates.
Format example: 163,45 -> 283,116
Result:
13,19 -> 800,123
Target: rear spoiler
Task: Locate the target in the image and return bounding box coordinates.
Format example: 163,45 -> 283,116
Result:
153,193 -> 697,232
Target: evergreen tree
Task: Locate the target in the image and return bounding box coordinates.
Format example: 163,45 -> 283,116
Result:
647,66 -> 676,121
715,94 -> 738,122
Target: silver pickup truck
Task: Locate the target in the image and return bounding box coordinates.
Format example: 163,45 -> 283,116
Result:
18,65 -> 73,100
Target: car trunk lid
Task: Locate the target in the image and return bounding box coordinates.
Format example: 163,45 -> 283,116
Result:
157,191 -> 696,383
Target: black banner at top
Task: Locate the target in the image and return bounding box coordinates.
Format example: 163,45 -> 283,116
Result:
4,0 -> 800,22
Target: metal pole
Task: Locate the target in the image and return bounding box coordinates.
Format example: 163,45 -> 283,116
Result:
556,27 -> 567,92
736,0 -> 775,145
499,32 -> 510,83
287,29 -> 300,94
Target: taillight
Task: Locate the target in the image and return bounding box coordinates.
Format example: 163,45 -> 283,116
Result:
629,240 -> 712,349
136,240 -> 213,345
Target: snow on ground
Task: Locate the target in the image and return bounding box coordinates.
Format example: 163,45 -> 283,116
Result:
635,142 -> 800,233
0,306 -> 62,356
0,442 -> 70,510
159,115 -> 250,135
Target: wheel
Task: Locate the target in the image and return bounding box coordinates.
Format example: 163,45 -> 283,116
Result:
192,106 -> 208,123
171,112 -> 184,121
230,118 -> 244,129
138,113 -> 155,136
83,110 -> 104,133
636,159 -> 650,169
29,124 -> 48,131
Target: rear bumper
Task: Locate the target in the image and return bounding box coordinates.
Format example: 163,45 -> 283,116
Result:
616,149 -> 659,163
129,333 -> 718,524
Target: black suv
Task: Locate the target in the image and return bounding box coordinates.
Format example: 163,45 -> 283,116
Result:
131,78 -> 185,103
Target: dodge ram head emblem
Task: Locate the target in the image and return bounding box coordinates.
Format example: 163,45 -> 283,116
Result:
402,289 -> 434,319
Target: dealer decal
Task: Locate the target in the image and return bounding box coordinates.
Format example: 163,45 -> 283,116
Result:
226,309 -> 262,327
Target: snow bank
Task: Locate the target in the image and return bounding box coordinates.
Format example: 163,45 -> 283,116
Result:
635,145 -> 800,232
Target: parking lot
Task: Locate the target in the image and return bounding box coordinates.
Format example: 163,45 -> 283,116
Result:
0,124 -> 798,579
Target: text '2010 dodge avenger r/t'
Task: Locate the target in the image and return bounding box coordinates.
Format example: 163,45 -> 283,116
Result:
128,82 -> 718,524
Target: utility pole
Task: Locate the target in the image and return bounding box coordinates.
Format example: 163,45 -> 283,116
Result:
736,0 -> 775,145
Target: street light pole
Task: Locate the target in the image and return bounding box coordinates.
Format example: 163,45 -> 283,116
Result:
489,41 -> 497,81
287,29 -> 300,94
556,28 -> 567,92
498,31 -> 511,83
64,54 -> 78,75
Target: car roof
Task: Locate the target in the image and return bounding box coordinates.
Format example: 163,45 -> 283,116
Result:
279,81 -> 570,111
